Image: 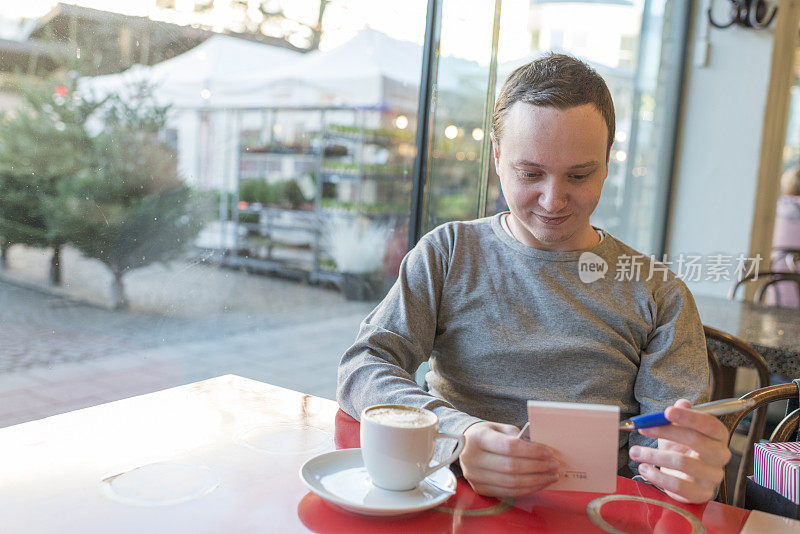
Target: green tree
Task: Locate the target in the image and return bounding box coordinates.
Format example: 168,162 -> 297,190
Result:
52,85 -> 204,309
233,0 -> 329,50
0,73 -> 103,284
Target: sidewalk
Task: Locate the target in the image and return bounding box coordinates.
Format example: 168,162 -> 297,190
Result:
0,311 -> 367,427
0,244 -> 377,428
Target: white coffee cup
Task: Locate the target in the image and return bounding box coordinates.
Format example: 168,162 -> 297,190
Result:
360,404 -> 465,491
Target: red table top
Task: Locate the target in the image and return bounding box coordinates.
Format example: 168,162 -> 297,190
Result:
303,409 -> 751,533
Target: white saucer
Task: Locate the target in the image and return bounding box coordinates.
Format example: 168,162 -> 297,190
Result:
299,448 -> 457,516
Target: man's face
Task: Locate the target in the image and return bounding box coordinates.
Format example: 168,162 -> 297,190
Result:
492,102 -> 609,252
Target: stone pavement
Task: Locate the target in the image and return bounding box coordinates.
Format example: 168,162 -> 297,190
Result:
0,311 -> 368,428
0,245 -> 377,428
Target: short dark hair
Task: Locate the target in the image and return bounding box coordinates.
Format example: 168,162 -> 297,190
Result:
492,53 -> 616,157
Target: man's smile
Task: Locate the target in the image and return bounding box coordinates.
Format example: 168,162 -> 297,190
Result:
535,213 -> 571,226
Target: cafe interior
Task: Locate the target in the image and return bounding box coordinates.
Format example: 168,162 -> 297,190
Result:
3,0 -> 800,531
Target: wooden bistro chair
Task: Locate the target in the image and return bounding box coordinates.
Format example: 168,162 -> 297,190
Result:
704,326 -> 770,400
772,247 -> 800,274
704,326 -> 771,508
772,405 -> 800,442
729,271 -> 800,307
717,382 -> 799,508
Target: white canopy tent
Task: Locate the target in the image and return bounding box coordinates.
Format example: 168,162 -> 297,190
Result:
79,35 -> 303,108
244,28 -> 424,109
80,30 -> 485,191
80,35 -> 309,190
81,29 -> 484,110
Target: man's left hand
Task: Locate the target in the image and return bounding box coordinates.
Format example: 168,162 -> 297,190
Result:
628,399 -> 732,504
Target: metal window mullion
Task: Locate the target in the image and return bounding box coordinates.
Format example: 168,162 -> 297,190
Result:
619,0 -> 651,242
313,108 -> 326,283
655,0 -> 693,258
409,0 -> 442,250
477,0 -> 503,220
232,110 -> 242,257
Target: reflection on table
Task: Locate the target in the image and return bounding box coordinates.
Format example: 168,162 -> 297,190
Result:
1,375 -> 751,533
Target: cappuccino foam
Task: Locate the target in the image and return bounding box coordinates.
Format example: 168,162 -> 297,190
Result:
364,406 -> 435,428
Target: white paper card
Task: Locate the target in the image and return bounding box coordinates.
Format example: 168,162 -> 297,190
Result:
527,400 -> 619,493
740,510 -> 800,533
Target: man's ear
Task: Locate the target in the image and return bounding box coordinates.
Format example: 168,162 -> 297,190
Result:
490,132 -> 501,174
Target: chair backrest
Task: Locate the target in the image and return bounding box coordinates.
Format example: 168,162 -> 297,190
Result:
771,408 -> 799,442
728,270 -> 800,307
706,341 -> 724,401
704,326 -> 771,508
704,326 -> 770,400
772,247 -> 800,273
717,382 -> 799,508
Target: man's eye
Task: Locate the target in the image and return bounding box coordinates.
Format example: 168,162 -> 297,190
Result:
570,174 -> 590,180
521,171 -> 542,179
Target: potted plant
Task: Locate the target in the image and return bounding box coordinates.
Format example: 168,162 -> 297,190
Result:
323,212 -> 390,300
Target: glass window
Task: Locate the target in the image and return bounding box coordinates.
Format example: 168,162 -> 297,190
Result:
425,0 -> 688,255
422,0 -> 497,230
0,0 -> 691,428
0,1 -> 426,427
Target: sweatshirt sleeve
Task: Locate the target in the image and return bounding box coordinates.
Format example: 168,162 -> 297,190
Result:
336,232 -> 483,446
628,279 -> 710,473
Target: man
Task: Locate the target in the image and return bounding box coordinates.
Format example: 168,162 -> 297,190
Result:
337,54 -> 730,504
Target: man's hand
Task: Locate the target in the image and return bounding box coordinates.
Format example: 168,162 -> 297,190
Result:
459,421 -> 560,498
628,399 -> 732,504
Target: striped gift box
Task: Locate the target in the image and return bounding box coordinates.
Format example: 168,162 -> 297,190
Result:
753,442 -> 800,504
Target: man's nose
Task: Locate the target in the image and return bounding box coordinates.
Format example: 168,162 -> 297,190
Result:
538,180 -> 568,213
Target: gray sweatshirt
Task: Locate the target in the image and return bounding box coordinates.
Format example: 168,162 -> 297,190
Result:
337,214 -> 709,472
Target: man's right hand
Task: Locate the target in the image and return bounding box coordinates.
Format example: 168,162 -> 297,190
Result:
459,421 -> 561,497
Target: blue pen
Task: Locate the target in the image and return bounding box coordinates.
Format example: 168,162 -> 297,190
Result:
619,398 -> 756,431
